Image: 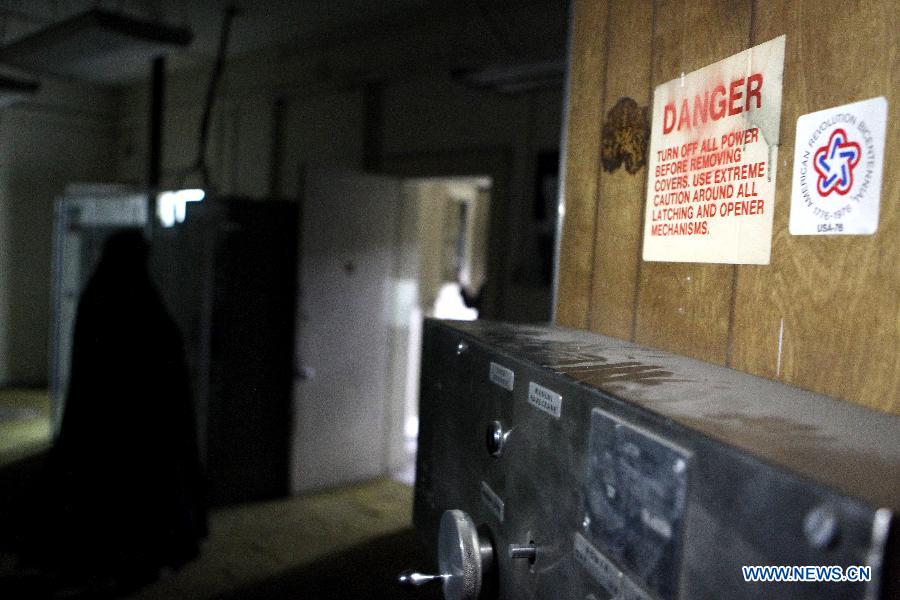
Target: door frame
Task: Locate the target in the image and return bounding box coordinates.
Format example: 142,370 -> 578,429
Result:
380,146 -> 512,321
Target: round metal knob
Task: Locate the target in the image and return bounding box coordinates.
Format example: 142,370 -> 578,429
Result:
485,421 -> 508,457
438,509 -> 494,600
396,510 -> 493,599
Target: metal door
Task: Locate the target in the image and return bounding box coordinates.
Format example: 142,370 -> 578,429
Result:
291,169 -> 400,493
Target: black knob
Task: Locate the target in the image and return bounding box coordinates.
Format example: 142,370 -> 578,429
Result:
486,421 -> 508,457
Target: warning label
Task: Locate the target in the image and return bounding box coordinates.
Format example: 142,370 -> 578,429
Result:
643,36 -> 785,264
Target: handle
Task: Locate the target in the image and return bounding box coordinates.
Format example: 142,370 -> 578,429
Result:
397,570 -> 447,587
397,509 -> 495,600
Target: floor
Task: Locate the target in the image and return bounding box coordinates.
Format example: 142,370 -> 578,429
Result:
124,479 -> 436,600
0,388 -> 52,469
0,389 -> 440,599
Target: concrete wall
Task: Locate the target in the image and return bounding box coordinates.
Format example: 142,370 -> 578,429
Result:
0,80 -> 118,386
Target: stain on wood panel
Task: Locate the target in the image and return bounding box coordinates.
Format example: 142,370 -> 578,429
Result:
589,0 -> 654,341
632,0 -> 751,364
555,0 -> 609,329
732,0 -> 899,413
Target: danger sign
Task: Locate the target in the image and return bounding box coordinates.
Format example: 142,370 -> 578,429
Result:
643,36 -> 785,264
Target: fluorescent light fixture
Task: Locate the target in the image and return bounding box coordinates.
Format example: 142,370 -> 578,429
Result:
454,60 -> 566,94
0,9 -> 193,83
157,189 -> 205,228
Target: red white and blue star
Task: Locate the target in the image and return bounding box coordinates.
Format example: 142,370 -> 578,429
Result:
813,128 -> 861,196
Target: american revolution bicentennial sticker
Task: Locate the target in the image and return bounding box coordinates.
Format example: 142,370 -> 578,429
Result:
789,97 -> 887,235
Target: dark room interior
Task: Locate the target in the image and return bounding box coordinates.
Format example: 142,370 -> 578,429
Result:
0,1 -> 897,600
0,1 -> 567,598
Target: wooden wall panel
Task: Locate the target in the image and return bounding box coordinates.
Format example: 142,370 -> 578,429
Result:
555,0 -> 898,413
730,0 -> 900,413
588,0 -> 653,340
555,0 -> 608,329
633,0 -> 750,364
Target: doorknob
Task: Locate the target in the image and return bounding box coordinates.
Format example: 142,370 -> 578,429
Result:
296,365 -> 316,380
398,509 -> 494,600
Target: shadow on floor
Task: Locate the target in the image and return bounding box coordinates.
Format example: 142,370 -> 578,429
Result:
0,449 -> 49,552
0,449 -> 57,599
2,530 -> 440,600
0,392 -> 431,600
211,528 -> 441,600
1,451 -> 434,600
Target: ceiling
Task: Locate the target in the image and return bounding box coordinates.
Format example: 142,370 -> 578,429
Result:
0,0 -> 568,84
0,1 -> 435,56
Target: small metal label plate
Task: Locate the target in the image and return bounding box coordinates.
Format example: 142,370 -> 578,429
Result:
574,532 -> 622,595
583,408 -> 690,600
574,533 -> 653,600
528,382 -> 562,418
480,481 -> 505,522
489,362 -> 515,390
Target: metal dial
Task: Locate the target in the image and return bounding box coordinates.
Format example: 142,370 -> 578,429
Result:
438,509 -> 494,600
397,509 -> 494,600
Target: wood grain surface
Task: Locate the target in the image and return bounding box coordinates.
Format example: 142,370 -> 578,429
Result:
633,0 -> 750,365
555,0 -> 899,413
588,0 -> 653,341
555,0 -> 608,329
730,0 -> 899,413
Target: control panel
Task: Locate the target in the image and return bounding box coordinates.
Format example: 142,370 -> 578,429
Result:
401,320 -> 899,600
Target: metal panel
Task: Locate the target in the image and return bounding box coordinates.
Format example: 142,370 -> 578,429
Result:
291,169 -> 400,493
414,319 -> 899,599
583,408 -> 689,599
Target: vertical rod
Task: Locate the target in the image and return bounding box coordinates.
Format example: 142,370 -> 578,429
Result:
148,55 -> 165,233
363,80 -> 383,172
269,96 -> 285,197
550,0 -> 575,324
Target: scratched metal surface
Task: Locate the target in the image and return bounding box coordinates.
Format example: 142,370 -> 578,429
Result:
441,319 -> 900,510
414,319 -> 898,599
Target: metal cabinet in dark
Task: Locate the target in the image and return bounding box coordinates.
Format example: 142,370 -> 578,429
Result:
153,198 -> 298,506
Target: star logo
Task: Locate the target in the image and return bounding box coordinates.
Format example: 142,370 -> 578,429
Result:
812,128 -> 861,196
